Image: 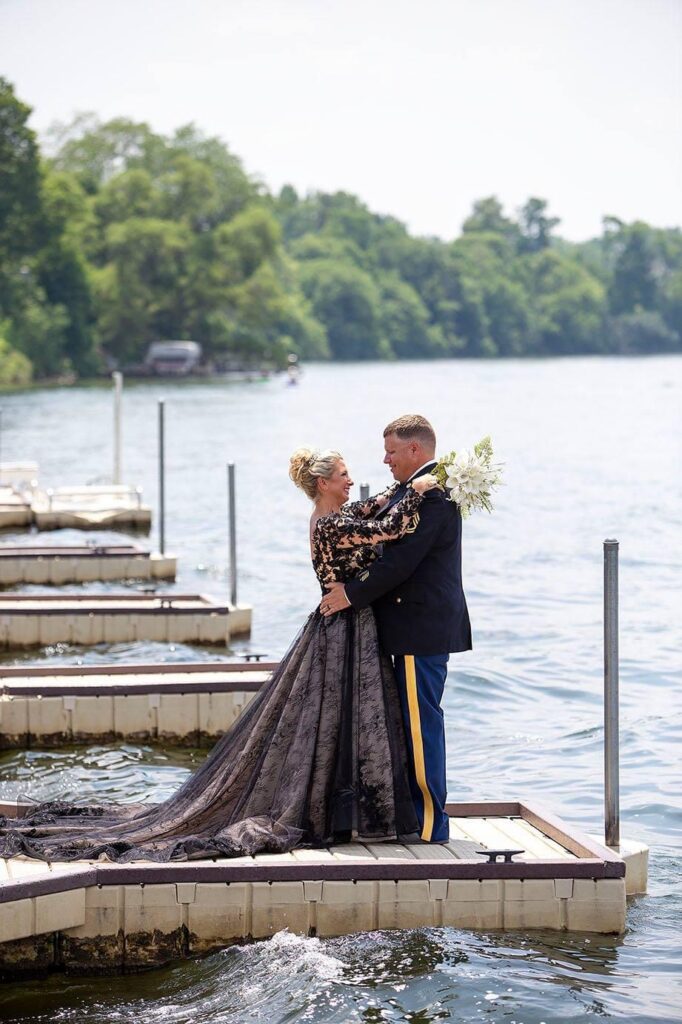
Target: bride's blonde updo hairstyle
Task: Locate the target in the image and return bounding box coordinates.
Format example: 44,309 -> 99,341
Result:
289,447 -> 342,501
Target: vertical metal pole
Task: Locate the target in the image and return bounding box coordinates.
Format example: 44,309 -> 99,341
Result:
228,463 -> 238,607
604,538 -> 620,848
158,399 -> 165,556
112,371 -> 123,484
360,482 -> 370,502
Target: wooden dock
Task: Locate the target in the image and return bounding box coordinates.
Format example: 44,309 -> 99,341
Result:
0,544 -> 176,586
0,661 -> 273,747
30,485 -> 151,531
0,594 -> 252,648
0,800 -> 637,978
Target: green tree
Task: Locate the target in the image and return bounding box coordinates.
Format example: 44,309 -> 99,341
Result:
379,274 -> 447,358
0,332 -> 32,385
0,77 -> 43,261
5,274 -> 70,377
36,168 -> 97,373
610,311 -> 678,353
47,115 -> 159,191
609,221 -> 660,315
462,196 -> 519,244
299,260 -> 389,359
94,169 -> 158,227
661,270 -> 682,339
529,250 -> 607,353
388,239 -> 466,353
451,232 -> 535,356
3,87 -> 680,384
94,218 -> 191,362
518,197 -> 560,253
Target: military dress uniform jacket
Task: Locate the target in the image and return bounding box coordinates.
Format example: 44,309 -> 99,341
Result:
344,466 -> 472,657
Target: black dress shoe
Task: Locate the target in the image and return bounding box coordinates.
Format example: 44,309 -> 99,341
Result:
397,832 -> 450,846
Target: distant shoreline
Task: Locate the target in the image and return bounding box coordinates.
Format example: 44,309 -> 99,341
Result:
3,350 -> 681,396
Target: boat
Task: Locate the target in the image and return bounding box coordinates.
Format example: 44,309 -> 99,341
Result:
143,341 -> 202,377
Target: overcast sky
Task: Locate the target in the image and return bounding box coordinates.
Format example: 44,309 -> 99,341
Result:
2,0 -> 681,241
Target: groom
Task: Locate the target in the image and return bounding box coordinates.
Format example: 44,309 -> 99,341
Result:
322,414 -> 472,844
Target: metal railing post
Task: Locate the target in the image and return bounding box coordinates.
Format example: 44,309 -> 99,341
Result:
112,372 -> 123,484
158,399 -> 165,556
228,463 -> 238,606
604,538 -> 620,848
360,483 -> 370,501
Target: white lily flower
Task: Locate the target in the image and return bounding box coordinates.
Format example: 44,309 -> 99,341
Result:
435,436 -> 502,517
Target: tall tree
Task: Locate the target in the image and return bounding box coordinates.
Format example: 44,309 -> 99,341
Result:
462,196 -> 519,243
0,77 -> 43,260
518,197 -> 560,253
609,221 -> 659,314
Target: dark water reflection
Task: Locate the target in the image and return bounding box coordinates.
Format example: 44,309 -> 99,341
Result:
0,357 -> 681,1022
2,925 -> 679,1023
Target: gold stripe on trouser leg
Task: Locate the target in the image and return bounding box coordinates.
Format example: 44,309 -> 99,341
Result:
404,654 -> 435,842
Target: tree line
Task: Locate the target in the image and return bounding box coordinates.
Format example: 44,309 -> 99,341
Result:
1,77 -> 681,386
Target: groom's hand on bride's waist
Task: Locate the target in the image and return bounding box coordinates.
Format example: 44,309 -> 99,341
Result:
321,582 -> 351,616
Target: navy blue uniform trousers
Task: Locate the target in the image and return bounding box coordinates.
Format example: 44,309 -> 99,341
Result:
393,653 -> 450,842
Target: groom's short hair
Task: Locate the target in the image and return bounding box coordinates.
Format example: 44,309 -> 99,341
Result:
383,414 -> 436,451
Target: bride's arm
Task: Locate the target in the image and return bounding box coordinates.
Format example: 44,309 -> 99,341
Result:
342,483 -> 399,519
334,487 -> 424,548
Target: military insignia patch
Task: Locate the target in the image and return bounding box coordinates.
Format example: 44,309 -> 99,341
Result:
405,512 -> 420,534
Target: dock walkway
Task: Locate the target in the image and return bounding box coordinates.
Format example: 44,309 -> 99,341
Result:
30,485 -> 151,531
0,544 -> 176,586
0,594 -> 252,648
0,488 -> 32,530
0,800 -> 632,977
0,661 -> 272,747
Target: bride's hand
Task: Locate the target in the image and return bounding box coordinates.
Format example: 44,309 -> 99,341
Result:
411,473 -> 440,495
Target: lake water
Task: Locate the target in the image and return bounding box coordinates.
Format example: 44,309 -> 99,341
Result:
0,356 -> 680,1023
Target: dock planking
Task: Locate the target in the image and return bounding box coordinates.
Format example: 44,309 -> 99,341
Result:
0,660 -> 273,747
30,485 -> 152,531
0,544 -> 176,586
0,488 -> 32,530
0,800 -> 631,977
0,594 -> 252,648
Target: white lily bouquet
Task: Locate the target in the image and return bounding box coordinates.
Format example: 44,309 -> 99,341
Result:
433,436 -> 502,517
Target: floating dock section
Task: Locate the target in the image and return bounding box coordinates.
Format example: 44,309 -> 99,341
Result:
0,800 -> 642,978
0,544 -> 176,586
0,463 -> 38,488
0,594 -> 252,648
30,485 -> 151,531
0,488 -> 32,530
0,661 -> 273,747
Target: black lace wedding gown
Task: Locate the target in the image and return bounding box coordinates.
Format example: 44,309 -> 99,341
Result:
0,488 -> 422,863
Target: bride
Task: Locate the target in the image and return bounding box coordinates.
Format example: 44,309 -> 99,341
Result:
0,448 -> 438,863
